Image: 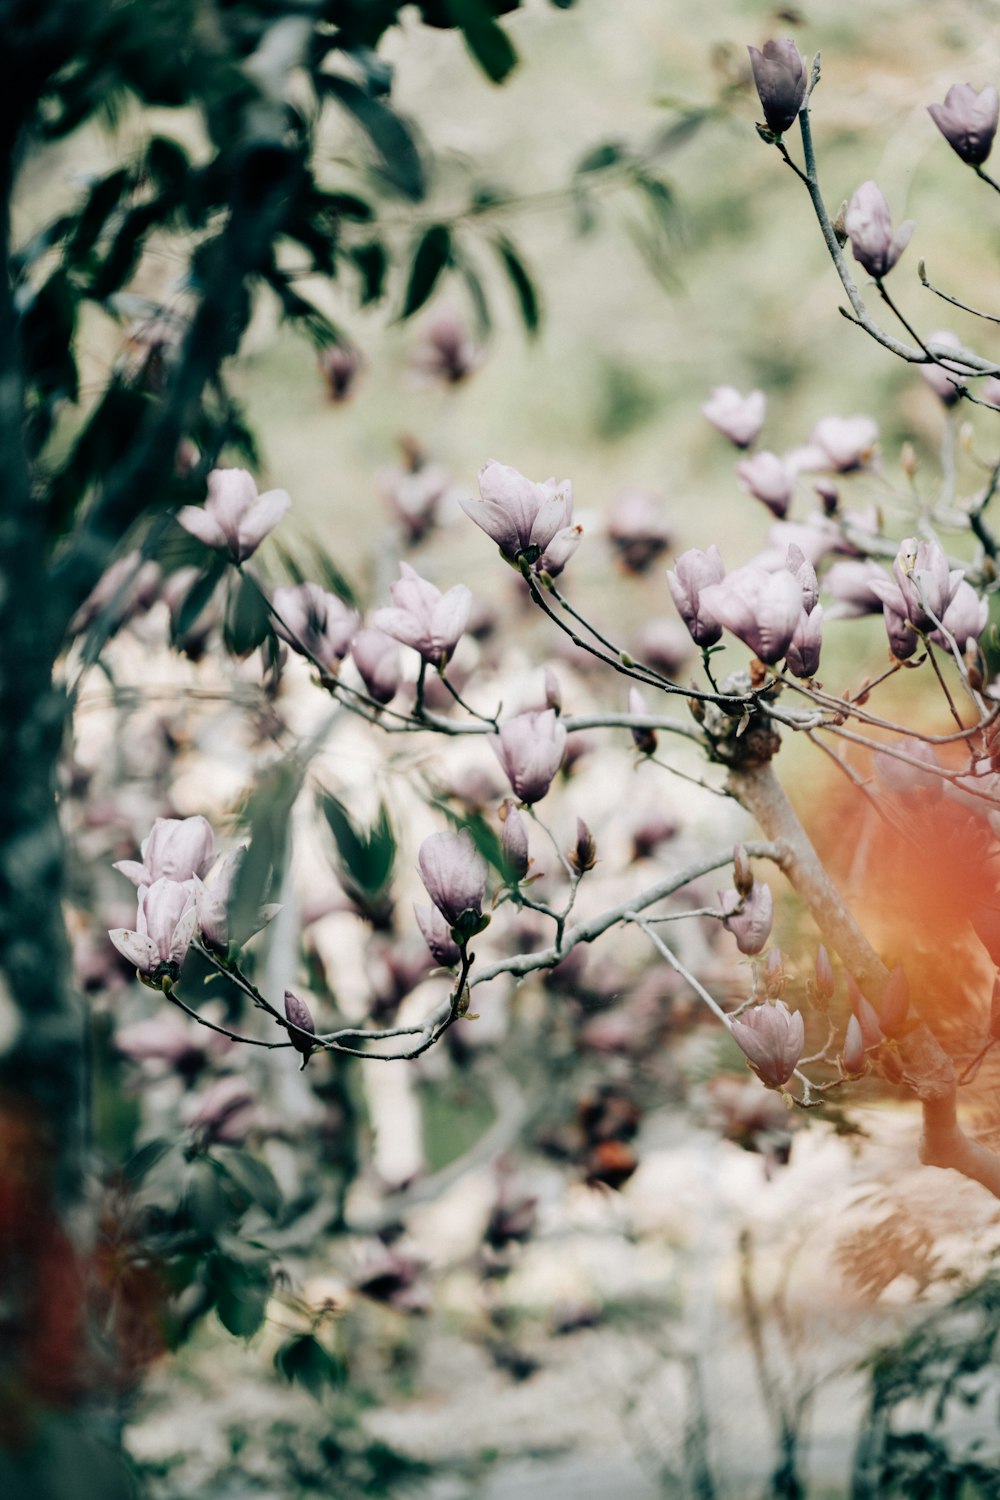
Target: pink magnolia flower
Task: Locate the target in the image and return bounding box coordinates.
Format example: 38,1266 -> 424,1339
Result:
729,1000 -> 805,1088
351,628 -> 402,705
747,39 -> 808,135
719,881 -> 773,955
108,877 -> 198,979
462,461 -> 573,564
932,579 -> 988,651
842,1014 -> 865,1074
699,564 -> 803,664
928,83 -> 999,165
195,846 -> 280,952
538,522 -> 584,577
284,989 -> 316,1063
414,903 -> 462,967
606,492 -> 674,573
413,310 -> 482,384
114,1016 -> 210,1070
785,544 -> 818,614
702,385 -> 766,448
823,559 -> 885,618
177,467 -> 291,563
272,582 -> 359,670
872,537 -> 963,633
844,181 -> 915,280
736,451 -> 794,517
807,415 -> 879,472
380,462 -> 451,544
372,563 -> 471,668
489,709 -> 567,804
417,829 -> 488,930
70,550 -> 162,635
318,342 -> 364,402
632,618 -> 693,677
666,545 -> 726,647
114,816 -> 216,887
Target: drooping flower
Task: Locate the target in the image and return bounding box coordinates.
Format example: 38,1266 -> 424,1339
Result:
698,564 -> 803,664
372,562 -> 471,668
729,1000 -> 805,1088
351,628 -> 402,705
108,877 -> 198,980
417,830 -> 488,932
928,83 -> 999,166
747,39 -> 808,135
114,816 -> 216,888
177,467 -> 291,563
718,881 -> 774,955
736,451 -> 794,517
489,709 -> 567,804
666,545 -> 726,647
702,386 -> 766,448
844,181 -> 915,280
272,582 -> 360,670
461,461 -> 573,564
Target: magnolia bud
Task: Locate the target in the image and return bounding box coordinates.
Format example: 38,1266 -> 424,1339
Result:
732,843 -> 754,898
762,947 -> 785,998
499,799 -> 530,883
847,974 -> 882,1049
284,989 -> 316,1068
569,817 -> 597,875
629,687 -> 657,754
879,964 -> 909,1037
814,945 -> 835,1003
543,667 -> 563,714
842,1014 -> 865,1075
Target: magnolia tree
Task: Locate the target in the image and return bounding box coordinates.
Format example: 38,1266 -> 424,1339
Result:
103,43 -> 1000,1206
9,9 -> 1000,1495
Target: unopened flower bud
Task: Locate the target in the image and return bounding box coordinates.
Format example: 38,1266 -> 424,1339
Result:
847,974 -> 883,1049
543,667 -> 562,714
814,945 -> 835,1003
499,799 -> 530,883
844,181 -> 915,280
284,989 -> 316,1067
879,964 -> 909,1037
842,1014 -> 865,1075
928,83 -> 999,166
747,38 -> 808,136
719,881 -> 773,955
569,817 -> 597,875
762,947 -> 785,998
628,687 -> 657,755
733,843 -> 754,898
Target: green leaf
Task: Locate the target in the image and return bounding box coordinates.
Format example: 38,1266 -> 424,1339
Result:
492,235 -> 540,335
401,223 -> 452,318
68,167 -> 132,263
183,1158 -> 228,1235
217,1148 -> 283,1219
320,74 -> 425,201
274,1334 -> 344,1400
209,1253 -> 271,1339
122,1137 -> 174,1186
350,241 -> 388,304
230,754 -> 306,944
319,793 -> 396,922
576,141 -> 624,175
223,571 -> 272,659
445,0 -> 518,83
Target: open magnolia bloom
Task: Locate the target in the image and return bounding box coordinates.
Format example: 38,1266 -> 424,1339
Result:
372,563 -> 471,668
489,709 -> 567,804
114,816 -> 216,888
177,467 -> 290,563
462,460 -> 574,565
109,878 -> 198,981
729,1001 -> 805,1088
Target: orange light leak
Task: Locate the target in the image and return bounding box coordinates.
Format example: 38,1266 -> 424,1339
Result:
803,741 -> 997,1049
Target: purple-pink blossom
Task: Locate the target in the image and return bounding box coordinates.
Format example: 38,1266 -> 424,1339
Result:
108,877 -> 198,980
417,829 -> 488,931
698,564 -> 803,664
718,880 -> 774,955
272,582 -> 360,670
747,39 -> 808,135
736,451 -> 794,517
177,468 -> 291,563
114,816 -> 216,888
666,545 -> 726,647
414,903 -> 462,967
928,83 -> 999,165
372,563 -> 471,668
844,182 -> 915,280
351,628 -> 402,705
702,386 -> 766,448
462,461 -> 574,565
729,1000 -> 805,1088
489,709 -> 567,804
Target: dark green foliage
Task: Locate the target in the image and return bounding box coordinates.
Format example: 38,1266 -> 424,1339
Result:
491,233 -> 539,334
319,793 -> 397,927
402,223 -> 453,316
444,0 -> 519,84
274,1334 -> 345,1400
